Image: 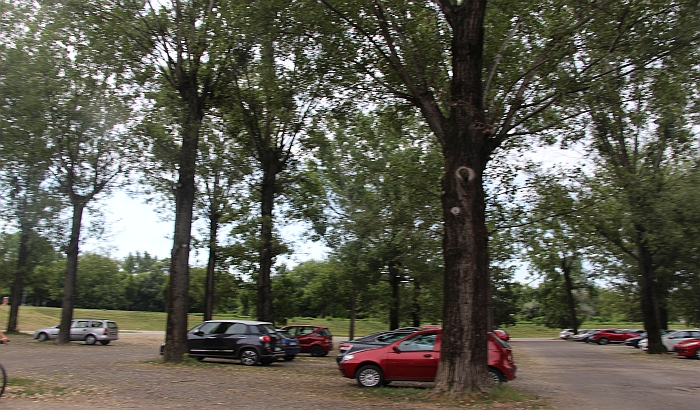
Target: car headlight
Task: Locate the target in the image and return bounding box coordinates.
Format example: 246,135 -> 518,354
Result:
342,354 -> 354,362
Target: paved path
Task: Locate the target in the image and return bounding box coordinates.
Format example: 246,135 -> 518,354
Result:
508,338 -> 700,410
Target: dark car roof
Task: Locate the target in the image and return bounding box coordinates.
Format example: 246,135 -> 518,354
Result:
203,319 -> 273,325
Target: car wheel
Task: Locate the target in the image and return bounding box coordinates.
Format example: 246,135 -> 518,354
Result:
356,365 -> 384,388
597,337 -> 609,345
37,332 -> 49,342
240,348 -> 259,366
284,355 -> 295,361
695,348 -> 700,360
488,367 -> 505,385
85,334 -> 97,345
99,340 -> 110,346
309,345 -> 325,357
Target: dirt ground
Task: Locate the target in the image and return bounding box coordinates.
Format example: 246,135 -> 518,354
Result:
1,332 -> 543,409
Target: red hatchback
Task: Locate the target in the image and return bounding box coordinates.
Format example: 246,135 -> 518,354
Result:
338,329 -> 516,387
589,328 -> 640,345
280,325 -> 333,356
674,339 -> 700,359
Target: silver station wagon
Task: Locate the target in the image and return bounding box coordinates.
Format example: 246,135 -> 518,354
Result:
33,319 -> 119,345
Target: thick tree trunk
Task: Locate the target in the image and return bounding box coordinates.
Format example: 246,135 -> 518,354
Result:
58,202 -> 84,344
204,211 -> 219,321
388,259 -> 401,330
7,222 -> 31,333
635,228 -> 664,354
431,0 -> 491,395
163,113 -> 201,362
561,257 -> 578,334
257,158 -> 277,323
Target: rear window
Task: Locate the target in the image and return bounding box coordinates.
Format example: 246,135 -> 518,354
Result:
320,328 -> 332,337
490,332 -> 510,349
258,323 -> 278,335
107,322 -> 118,329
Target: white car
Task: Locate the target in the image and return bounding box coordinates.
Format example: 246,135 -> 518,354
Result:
639,329 -> 700,351
559,329 -> 574,340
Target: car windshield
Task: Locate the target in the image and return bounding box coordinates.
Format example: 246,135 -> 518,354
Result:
376,332 -> 411,343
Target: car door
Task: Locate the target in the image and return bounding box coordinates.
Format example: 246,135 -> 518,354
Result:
384,332 -> 439,381
220,322 -> 249,356
187,322 -> 222,355
70,320 -> 90,341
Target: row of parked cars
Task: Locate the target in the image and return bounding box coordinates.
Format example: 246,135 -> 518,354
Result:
559,327 -> 700,359
33,318 -> 518,388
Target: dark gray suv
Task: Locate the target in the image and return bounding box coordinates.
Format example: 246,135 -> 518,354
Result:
162,320 -> 285,365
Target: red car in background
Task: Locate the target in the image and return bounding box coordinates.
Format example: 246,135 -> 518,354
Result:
494,329 -> 510,341
589,328 -> 640,345
338,329 -> 516,387
280,325 -> 333,356
673,339 -> 700,359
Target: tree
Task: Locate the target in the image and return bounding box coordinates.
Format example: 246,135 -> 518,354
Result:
317,0 -> 700,393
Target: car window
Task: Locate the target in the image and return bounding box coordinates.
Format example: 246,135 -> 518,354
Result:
670,332 -> 687,339
377,332 -> 409,343
75,321 -> 89,328
194,322 -> 221,335
689,331 -> 700,338
107,322 -> 117,329
320,328 -> 332,337
299,327 -> 314,335
90,321 -> 103,328
277,330 -> 293,339
225,323 -> 247,335
398,333 -> 437,351
284,327 -> 298,336
258,324 -> 277,334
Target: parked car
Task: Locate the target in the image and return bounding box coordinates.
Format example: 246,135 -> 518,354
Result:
494,329 -> 510,341
639,329 -> 686,351
589,328 -> 640,345
673,339 -> 700,359
276,329 -> 301,361
280,325 -> 333,356
160,320 -> 285,365
660,330 -> 700,351
559,329 -> 574,340
338,329 -> 516,387
33,319 -> 118,345
336,327 -> 420,364
625,332 -> 647,348
572,329 -> 598,342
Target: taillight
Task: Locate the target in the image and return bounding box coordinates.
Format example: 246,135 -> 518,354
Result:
507,352 -> 513,363
339,343 -> 351,349
259,335 -> 271,343
103,328 -> 108,335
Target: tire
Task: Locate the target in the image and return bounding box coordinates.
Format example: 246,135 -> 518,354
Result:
239,348 -> 259,366
85,334 -> 97,345
99,340 -> 110,346
695,348 -> 700,360
309,345 -> 325,357
356,364 -> 384,388
284,355 -> 295,361
0,363 -> 6,398
488,367 -> 505,385
37,332 -> 49,342
597,338 -> 609,345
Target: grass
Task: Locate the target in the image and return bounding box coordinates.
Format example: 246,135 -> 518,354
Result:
4,377 -> 74,398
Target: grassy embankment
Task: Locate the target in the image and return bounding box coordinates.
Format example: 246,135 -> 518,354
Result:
3,305 -> 674,338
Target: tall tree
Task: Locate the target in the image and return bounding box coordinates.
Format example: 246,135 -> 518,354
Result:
317,0 -> 700,393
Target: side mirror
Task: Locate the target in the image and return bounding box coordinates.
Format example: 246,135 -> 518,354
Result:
194,330 -> 204,336
392,345 -> 400,353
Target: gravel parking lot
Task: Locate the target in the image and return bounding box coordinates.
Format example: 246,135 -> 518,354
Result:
3,333 -> 697,409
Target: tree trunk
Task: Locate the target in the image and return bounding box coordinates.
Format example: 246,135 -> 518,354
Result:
348,290 -> 357,340
7,222 -> 31,333
388,259 -> 401,330
163,112 -> 201,362
257,157 -> 278,323
204,210 -> 219,321
430,1 -> 491,395
58,202 -> 84,344
635,227 -> 664,354
411,280 -> 421,328
561,257 -> 578,334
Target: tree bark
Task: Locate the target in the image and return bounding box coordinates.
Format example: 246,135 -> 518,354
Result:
635,227 -> 664,354
204,209 -> 219,321
561,257 -> 578,334
429,0 -> 491,395
163,108 -> 202,362
388,258 -> 401,330
58,202 -> 84,344
257,155 -> 278,323
7,221 -> 31,333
